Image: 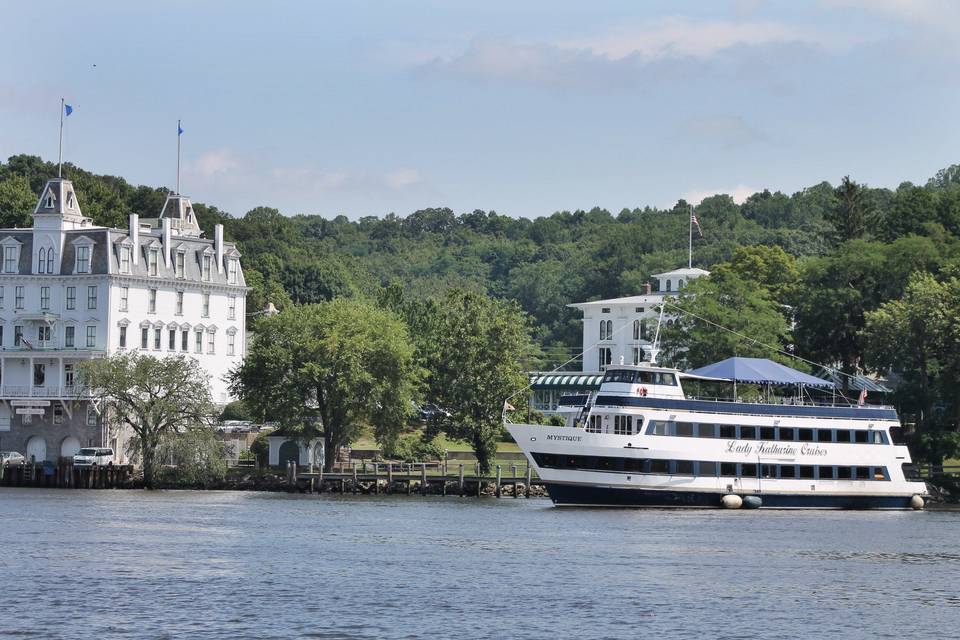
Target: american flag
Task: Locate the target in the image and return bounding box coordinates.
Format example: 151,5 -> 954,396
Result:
691,213 -> 703,238
858,388 -> 867,406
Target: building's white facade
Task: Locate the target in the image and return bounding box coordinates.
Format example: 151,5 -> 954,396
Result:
0,177 -> 246,462
571,267 -> 710,372
530,267 -> 709,414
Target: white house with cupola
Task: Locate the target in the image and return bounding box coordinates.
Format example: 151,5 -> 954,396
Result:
530,267 -> 709,414
0,177 -> 247,463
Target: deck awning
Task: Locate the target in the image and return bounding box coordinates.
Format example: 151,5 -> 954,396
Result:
686,357 -> 835,388
529,373 -> 604,390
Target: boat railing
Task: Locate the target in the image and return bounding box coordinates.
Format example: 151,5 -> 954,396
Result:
681,393 -> 894,410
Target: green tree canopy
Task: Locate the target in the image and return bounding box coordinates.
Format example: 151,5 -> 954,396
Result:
229,299 -> 419,471
78,354 -> 215,488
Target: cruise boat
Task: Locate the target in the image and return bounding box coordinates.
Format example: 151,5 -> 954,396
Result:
506,360 -> 928,509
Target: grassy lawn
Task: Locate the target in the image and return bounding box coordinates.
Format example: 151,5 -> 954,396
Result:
351,431 -> 520,454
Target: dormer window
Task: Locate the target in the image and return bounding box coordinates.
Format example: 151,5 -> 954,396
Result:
119,246 -> 131,274
202,254 -> 211,282
44,194 -> 53,209
75,246 -> 90,274
227,259 -> 238,284
66,192 -> 74,209
175,250 -> 185,278
1,238 -> 21,274
148,248 -> 159,276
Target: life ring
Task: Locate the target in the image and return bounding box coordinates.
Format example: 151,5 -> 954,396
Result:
638,387 -> 648,397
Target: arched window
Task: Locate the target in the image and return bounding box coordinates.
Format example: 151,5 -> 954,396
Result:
44,194 -> 53,208
666,279 -> 672,291
46,249 -> 53,274
640,319 -> 648,340
37,248 -> 46,274
606,320 -> 613,340
633,319 -> 640,341
678,279 -> 685,289
600,322 -> 606,341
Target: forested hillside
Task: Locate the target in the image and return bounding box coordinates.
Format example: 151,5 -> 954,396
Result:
4,153 -> 960,459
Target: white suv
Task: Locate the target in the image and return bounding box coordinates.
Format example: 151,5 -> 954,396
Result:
73,447 -> 115,467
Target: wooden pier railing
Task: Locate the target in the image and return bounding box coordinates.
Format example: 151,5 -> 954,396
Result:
288,461 -> 545,497
0,463 -> 133,489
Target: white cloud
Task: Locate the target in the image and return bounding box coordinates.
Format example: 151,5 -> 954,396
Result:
189,149 -> 241,178
385,168 -> 422,189
561,17 -> 827,61
821,0 -> 960,27
682,184 -> 758,205
418,17 -> 852,89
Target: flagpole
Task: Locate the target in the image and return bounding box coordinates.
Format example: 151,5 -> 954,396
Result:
58,98 -> 64,178
176,119 -> 181,195
688,205 -> 693,269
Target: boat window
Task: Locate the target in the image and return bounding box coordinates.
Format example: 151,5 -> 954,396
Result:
719,424 -> 736,439
698,461 -> 717,476
836,430 -> 852,443
837,466 -> 853,479
675,460 -> 694,475
654,373 -> 677,386
675,422 -> 694,437
901,463 -> 919,480
647,421 -> 668,436
740,463 -> 757,477
871,431 -> 885,445
761,464 -> 776,479
873,467 -> 888,481
586,415 -> 603,433
818,466 -> 835,480
855,466 -> 871,480
636,371 -> 654,384
780,465 -> 797,479
740,425 -> 757,440
720,462 -> 737,476
623,458 -> 644,472
854,430 -> 870,444
696,423 -> 716,438
798,428 -> 814,442
816,429 -> 833,443
890,427 -> 906,445
799,465 -> 815,479
760,426 -> 775,440
779,427 -> 796,441
650,459 -> 669,474
613,415 -> 634,435
603,369 -> 636,384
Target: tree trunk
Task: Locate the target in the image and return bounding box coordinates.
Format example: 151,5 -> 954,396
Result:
142,442 -> 157,490
323,430 -> 337,472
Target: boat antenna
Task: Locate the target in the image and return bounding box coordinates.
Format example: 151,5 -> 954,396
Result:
647,304 -> 666,364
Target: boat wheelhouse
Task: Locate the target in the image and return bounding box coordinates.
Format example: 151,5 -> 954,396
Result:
507,360 -> 927,509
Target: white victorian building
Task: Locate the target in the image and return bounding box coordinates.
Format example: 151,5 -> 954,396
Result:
0,177 -> 246,463
530,267 -> 709,414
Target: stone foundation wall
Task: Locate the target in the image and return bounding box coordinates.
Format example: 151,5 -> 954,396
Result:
0,400 -> 102,462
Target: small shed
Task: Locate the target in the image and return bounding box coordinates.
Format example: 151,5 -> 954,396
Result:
267,431 -> 324,468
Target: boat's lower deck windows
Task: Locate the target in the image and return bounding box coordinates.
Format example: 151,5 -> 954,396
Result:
586,415 -> 602,433
530,452 -> 890,481
613,415 -> 634,435
645,421 -> 890,445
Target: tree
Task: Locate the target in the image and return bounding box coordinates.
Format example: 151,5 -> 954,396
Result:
0,174 -> 36,228
661,271 -> 793,369
418,290 -> 533,473
862,272 -> 960,462
78,354 -> 215,489
229,300 -> 419,471
828,176 -> 870,243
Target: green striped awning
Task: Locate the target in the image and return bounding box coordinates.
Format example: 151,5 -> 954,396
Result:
529,373 -> 604,390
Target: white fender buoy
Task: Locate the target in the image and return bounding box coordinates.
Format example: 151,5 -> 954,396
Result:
742,495 -> 762,509
910,495 -> 925,510
721,494 -> 743,509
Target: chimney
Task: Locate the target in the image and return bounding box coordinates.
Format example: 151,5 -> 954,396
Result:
162,217 -> 172,268
214,224 -> 224,273
643,282 -> 652,295
129,214 -> 139,265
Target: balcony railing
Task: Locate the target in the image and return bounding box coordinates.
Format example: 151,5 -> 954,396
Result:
2,344 -> 103,353
1,385 -> 91,398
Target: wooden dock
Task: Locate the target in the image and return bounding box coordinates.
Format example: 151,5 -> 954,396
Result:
288,461 -> 545,497
0,463 -> 133,489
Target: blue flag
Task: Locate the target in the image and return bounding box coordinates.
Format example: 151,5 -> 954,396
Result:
178,123 -> 184,136
64,104 -> 73,116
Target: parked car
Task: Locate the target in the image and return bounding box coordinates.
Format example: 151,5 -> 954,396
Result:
417,402 -> 452,421
0,451 -> 25,466
73,447 -> 115,467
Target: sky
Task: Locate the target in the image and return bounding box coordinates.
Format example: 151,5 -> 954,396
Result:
2,0 -> 960,220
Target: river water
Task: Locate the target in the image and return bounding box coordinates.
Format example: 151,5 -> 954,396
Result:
1,489 -> 957,639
